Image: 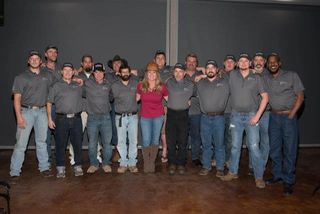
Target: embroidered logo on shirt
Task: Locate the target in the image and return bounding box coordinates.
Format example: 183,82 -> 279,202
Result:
247,77 -> 255,81
217,83 -> 224,87
280,81 -> 288,85
102,86 -> 109,90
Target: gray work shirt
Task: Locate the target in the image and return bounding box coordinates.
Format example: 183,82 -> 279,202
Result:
47,79 -> 83,114
166,77 -> 194,110
186,70 -> 203,115
196,76 -> 230,113
264,69 -> 304,111
160,66 -> 173,83
42,64 -> 61,82
229,69 -> 266,112
85,77 -> 112,114
12,69 -> 55,107
111,78 -> 139,113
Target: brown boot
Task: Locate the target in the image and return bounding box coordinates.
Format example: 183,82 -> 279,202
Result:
149,145 -> 159,173
141,147 -> 151,173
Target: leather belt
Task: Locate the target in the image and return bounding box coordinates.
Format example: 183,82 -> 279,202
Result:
56,112 -> 81,118
271,110 -> 290,115
21,105 -> 45,110
115,112 -> 137,127
206,112 -> 224,116
115,112 -> 137,117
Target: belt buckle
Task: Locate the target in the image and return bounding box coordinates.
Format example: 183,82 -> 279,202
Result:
32,106 -> 40,110
66,114 -> 75,118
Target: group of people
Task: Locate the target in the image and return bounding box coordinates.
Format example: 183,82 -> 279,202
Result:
9,45 -> 305,196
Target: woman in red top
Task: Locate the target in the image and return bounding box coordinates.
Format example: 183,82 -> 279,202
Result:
136,62 -> 168,173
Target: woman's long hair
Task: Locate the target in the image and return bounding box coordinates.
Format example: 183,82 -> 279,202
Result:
141,62 -> 163,93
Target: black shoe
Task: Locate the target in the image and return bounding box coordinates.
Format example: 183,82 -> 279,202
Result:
10,176 -> 19,184
168,164 -> 176,175
248,168 -> 254,176
266,177 -> 283,185
192,159 -> 202,167
40,170 -> 54,178
177,166 -> 186,175
283,183 -> 293,196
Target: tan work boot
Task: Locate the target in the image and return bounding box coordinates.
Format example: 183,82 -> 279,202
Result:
255,179 -> 266,189
102,165 -> 112,173
149,145 -> 159,173
220,172 -> 238,181
87,165 -> 99,174
142,147 -> 151,173
112,149 -> 121,162
128,166 -> 139,173
117,166 -> 127,173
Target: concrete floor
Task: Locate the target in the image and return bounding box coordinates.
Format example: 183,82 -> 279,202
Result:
0,148 -> 319,214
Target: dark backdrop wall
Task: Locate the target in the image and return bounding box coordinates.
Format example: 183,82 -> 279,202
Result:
178,0 -> 320,145
1,0 -> 319,147
0,0 -> 167,147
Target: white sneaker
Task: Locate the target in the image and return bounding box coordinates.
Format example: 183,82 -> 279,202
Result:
56,167 -> 66,178
74,166 -> 84,177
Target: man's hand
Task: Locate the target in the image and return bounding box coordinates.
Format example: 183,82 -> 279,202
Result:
17,116 -> 26,129
48,119 -> 56,129
249,114 -> 260,126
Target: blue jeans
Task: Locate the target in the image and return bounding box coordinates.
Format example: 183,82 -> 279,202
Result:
110,102 -> 118,146
46,104 -> 56,163
269,113 -> 298,185
229,112 -> 264,179
116,114 -> 138,167
55,115 -> 83,167
87,113 -> 113,167
140,116 -> 164,147
201,114 -> 225,170
224,113 -> 232,164
10,107 -> 49,176
188,114 -> 202,161
248,111 -> 270,169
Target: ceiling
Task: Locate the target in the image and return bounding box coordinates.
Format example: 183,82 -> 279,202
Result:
216,0 -> 320,6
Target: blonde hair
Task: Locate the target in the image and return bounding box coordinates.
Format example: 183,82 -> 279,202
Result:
141,62 -> 163,93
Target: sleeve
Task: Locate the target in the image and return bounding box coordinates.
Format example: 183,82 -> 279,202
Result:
162,84 -> 169,97
256,75 -> 266,94
292,72 -> 305,94
47,85 -> 55,104
136,82 -> 142,95
12,76 -> 24,94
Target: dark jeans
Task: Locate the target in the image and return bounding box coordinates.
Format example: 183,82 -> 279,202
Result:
269,113 -> 298,185
55,114 -> 83,167
110,102 -> 118,146
188,114 -> 202,161
166,108 -> 189,166
46,104 -> 56,162
224,113 -> 232,164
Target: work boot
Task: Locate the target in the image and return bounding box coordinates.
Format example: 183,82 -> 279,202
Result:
142,147 -> 151,173
149,145 -> 159,173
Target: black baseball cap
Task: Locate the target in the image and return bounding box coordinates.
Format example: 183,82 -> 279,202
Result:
238,53 -> 251,61
28,50 -> 42,58
205,60 -> 218,68
154,50 -> 166,57
93,63 -> 105,72
62,62 -> 74,69
253,52 -> 265,59
173,63 -> 185,70
45,45 -> 58,52
224,54 -> 236,62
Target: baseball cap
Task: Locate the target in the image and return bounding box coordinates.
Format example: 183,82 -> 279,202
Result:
28,50 -> 42,58
253,52 -> 265,59
238,53 -> 251,61
62,62 -> 74,69
173,63 -> 185,70
93,63 -> 105,72
205,60 -> 218,67
45,45 -> 58,52
224,54 -> 236,62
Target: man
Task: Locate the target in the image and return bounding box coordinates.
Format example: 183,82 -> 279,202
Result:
154,50 -> 172,163
246,52 -> 270,175
219,55 -> 237,168
221,53 -> 268,189
85,63 -> 113,174
265,53 -> 304,195
166,63 -> 194,175
42,45 -> 60,164
185,53 -> 203,166
47,63 -> 84,178
10,51 -> 53,181
111,65 -> 139,173
197,60 -> 229,177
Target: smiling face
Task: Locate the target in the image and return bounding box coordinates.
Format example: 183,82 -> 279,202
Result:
45,48 -> 58,62
185,56 -> 198,71
147,69 -> 157,82
82,57 -> 93,72
224,59 -> 236,72
238,57 -> 251,71
267,55 -> 281,75
205,64 -> 218,78
154,54 -> 166,69
62,67 -> 74,81
93,70 -> 105,82
253,56 -> 266,71
174,68 -> 185,81
28,55 -> 42,69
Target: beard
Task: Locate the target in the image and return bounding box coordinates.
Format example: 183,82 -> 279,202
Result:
207,72 -> 215,78
121,75 -> 130,81
84,67 -> 92,73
